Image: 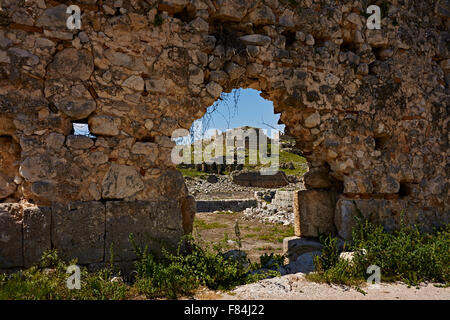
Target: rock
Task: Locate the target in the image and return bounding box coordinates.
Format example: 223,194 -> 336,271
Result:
214,0 -> 250,21
0,203 -> 23,268
206,174 -> 219,183
294,190 -> 337,238
304,113 -> 321,128
224,62 -> 246,80
239,34 -> 272,46
122,75 -> 145,91
0,175 -> 16,199
131,142 -> 159,156
47,48 -> 94,81
210,70 -> 229,84
0,137 -> 20,199
232,171 -> 289,188
206,81 -> 223,99
283,237 -> 323,263
334,198 -> 409,240
305,34 -> 315,46
52,202 -> 105,264
102,164 -> 145,199
88,152 -> 109,165
56,99 -> 97,120
104,49 -> 145,71
378,175 -> 400,194
36,4 -> 68,28
89,115 -> 120,136
248,5 -> 276,26
304,167 -> 332,189
45,133 -> 65,149
19,155 -> 60,183
189,17 -> 209,33
285,251 -> 321,274
23,206 -> 51,267
66,135 -> 94,149
271,190 -> 293,210
181,195 -> 196,234
105,201 -> 184,261
189,64 -> 205,84
158,0 -> 188,14
343,172 -> 373,194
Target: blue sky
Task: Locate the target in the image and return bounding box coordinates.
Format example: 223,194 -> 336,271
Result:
193,88 -> 285,138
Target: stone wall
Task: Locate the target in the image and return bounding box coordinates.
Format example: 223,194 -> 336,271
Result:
196,199 -> 257,212
0,0 -> 449,267
0,201 -> 185,270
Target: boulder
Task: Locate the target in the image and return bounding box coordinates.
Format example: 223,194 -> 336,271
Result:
304,167 -> 332,189
23,206 -> 51,267
283,236 -> 323,263
102,164 -> 145,199
0,203 -> 23,268
206,174 -> 219,183
52,202 -> 105,264
294,190 -> 337,237
105,201 -> 184,261
89,115 -> 120,136
285,251 -> 322,274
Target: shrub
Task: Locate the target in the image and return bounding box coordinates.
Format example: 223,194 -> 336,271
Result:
0,249 -> 128,300
307,219 -> 450,287
130,234 -> 282,299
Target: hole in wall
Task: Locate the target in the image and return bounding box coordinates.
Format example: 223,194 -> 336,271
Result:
282,31 -> 297,47
174,88 -> 309,264
173,6 -> 196,23
139,136 -> 155,143
399,182 -> 412,198
71,120 -> 96,138
374,136 -> 390,151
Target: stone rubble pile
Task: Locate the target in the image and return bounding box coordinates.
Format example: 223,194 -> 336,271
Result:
185,174 -> 303,199
243,190 -> 298,225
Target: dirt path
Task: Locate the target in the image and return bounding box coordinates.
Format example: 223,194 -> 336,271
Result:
194,273 -> 450,300
193,211 -> 293,262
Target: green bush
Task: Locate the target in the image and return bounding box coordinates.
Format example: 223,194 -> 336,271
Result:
0,249 -> 128,300
1,233 -> 289,300
307,219 -> 450,287
130,234 -> 279,299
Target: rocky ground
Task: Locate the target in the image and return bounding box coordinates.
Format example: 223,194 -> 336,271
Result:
194,274 -> 450,300
193,211 -> 294,262
185,174 -> 304,200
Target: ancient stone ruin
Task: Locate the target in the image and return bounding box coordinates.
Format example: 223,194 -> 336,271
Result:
0,0 -> 449,270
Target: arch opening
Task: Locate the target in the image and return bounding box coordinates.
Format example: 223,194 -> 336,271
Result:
175,88 -> 309,262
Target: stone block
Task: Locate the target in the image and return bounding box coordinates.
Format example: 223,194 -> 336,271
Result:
272,191 -> 294,210
52,202 -> 105,264
181,195 -> 196,234
294,190 -> 337,238
303,167 -> 332,189
232,171 -> 289,188
334,198 -> 410,240
105,200 -> 184,262
0,203 -> 23,268
23,206 -> 51,267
